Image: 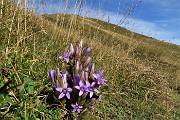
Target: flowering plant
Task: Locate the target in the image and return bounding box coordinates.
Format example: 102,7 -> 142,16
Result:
48,40 -> 107,119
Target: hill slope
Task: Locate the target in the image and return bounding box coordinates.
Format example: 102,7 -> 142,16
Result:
0,1 -> 180,119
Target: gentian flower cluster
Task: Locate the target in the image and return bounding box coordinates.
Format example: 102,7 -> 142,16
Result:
48,40 -> 107,119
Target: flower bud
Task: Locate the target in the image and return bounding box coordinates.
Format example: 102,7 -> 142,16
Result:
75,60 -> 79,71
80,71 -> 85,81
83,47 -> 91,56
85,72 -> 88,80
79,39 -> 83,48
69,43 -> 74,55
84,57 -> 91,67
62,72 -> 67,84
90,63 -> 94,75
75,47 -> 80,58
48,70 -> 55,84
79,64 -> 83,71
55,68 -> 61,77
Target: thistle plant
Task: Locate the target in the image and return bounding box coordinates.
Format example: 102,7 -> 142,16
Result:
48,40 -> 107,119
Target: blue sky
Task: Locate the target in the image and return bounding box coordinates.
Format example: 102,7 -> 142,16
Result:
26,0 -> 180,45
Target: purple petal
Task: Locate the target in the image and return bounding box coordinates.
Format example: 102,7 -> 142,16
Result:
77,109 -> 81,113
64,83 -> 68,88
65,58 -> 69,63
92,74 -> 97,79
75,86 -> 80,89
56,87 -> 63,92
79,106 -> 83,109
64,52 -> 69,56
66,93 -> 70,99
72,109 -> 76,112
98,70 -> 103,75
79,91 -> 83,96
85,88 -> 89,92
67,88 -> 72,92
76,102 -> 78,106
86,81 -> 90,87
90,92 -> 93,98
91,82 -> 96,87
71,104 -> 76,108
79,80 -> 84,87
83,47 -> 91,56
59,93 -> 65,99
94,88 -> 99,93
60,52 -> 70,63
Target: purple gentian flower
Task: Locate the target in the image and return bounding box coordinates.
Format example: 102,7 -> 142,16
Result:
93,70 -> 107,86
86,81 -> 99,98
56,83 -> 72,99
75,80 -> 87,96
71,102 -> 83,113
48,70 -> 55,84
59,52 -> 70,63
83,47 -> 91,56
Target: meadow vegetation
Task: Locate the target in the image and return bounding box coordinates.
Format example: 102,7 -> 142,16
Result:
0,0 -> 180,119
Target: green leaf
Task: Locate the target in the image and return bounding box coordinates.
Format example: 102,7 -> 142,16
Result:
0,94 -> 4,105
5,95 -> 13,104
0,77 -> 4,88
27,85 -> 34,94
23,77 -> 33,83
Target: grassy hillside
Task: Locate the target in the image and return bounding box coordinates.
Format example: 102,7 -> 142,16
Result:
0,1 -> 180,119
